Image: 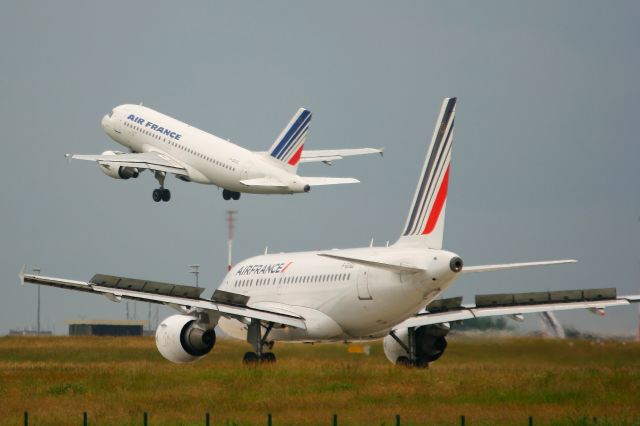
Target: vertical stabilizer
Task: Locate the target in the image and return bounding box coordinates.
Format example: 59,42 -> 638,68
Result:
267,108 -> 311,172
395,97 -> 456,249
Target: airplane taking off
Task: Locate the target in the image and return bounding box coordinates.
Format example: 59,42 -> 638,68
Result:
25,98 -> 639,367
67,105 -> 382,202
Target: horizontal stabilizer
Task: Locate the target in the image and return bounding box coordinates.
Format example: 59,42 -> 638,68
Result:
318,253 -> 423,273
300,148 -> 383,164
462,259 -> 577,274
303,177 -> 359,186
240,177 -> 288,188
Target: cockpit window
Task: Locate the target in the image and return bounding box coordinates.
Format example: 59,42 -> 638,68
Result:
108,110 -> 114,118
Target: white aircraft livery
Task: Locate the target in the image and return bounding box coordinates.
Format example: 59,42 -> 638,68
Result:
68,104 -> 382,201
25,98 -> 639,367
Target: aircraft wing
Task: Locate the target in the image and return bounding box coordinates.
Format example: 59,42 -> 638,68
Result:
18,267 -> 306,329
392,288 -> 640,331
66,151 -> 188,176
299,148 -> 383,165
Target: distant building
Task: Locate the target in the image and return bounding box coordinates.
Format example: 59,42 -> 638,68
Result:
66,320 -> 148,336
9,329 -> 53,336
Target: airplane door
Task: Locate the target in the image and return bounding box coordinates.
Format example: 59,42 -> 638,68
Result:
356,268 -> 372,300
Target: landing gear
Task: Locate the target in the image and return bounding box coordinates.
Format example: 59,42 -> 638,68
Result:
243,320 -> 276,364
152,171 -> 171,202
242,351 -> 276,364
222,189 -> 241,201
389,328 -> 430,369
152,188 -> 171,202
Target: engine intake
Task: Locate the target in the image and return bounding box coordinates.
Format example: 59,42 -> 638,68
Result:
97,151 -> 139,180
383,324 -> 450,366
117,166 -> 139,179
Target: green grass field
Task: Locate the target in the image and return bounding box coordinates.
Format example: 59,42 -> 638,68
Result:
1,335 -> 639,425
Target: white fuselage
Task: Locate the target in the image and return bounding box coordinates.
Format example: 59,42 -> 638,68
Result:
100,104 -> 309,194
216,246 -> 461,342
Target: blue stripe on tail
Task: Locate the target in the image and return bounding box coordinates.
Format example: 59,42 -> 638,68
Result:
271,110 -> 312,159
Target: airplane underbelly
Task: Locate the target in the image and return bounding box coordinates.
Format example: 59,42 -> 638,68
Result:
217,306 -> 347,342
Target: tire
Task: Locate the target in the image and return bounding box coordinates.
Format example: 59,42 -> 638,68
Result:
396,356 -> 411,367
231,191 -> 240,200
242,352 -> 259,364
261,352 -> 276,363
414,357 -> 429,369
152,189 -> 162,202
161,189 -> 171,202
222,189 -> 231,200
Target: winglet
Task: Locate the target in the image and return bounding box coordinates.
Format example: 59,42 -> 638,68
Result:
18,265 -> 26,285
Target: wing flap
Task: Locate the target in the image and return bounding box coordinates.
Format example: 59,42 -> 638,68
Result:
21,269 -> 305,329
393,289 -> 640,330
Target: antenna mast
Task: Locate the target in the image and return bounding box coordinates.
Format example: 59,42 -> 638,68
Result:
227,210 -> 237,271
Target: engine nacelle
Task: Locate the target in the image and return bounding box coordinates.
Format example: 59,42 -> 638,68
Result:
155,315 -> 216,363
97,151 -> 139,180
383,324 -> 449,365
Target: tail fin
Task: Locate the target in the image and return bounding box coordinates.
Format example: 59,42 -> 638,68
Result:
395,97 -> 456,249
267,108 -> 311,171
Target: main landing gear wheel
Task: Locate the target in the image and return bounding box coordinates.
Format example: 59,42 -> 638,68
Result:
244,320 -> 276,365
389,327 -> 435,369
152,188 -> 171,202
243,352 -> 259,364
222,189 -> 241,201
261,352 -> 276,363
152,171 -> 171,202
242,351 -> 276,364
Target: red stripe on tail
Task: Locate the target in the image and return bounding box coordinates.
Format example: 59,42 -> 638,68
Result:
422,166 -> 450,235
288,144 -> 304,166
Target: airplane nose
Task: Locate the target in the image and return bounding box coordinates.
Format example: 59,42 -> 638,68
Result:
101,114 -> 110,131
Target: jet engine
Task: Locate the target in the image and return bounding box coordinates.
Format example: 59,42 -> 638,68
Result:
97,151 -> 139,180
383,323 -> 449,366
155,315 -> 216,363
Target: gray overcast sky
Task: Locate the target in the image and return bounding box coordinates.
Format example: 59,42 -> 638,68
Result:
1,1 -> 639,336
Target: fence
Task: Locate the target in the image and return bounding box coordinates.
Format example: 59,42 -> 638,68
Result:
22,411 -> 605,425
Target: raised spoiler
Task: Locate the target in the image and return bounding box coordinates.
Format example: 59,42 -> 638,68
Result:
19,267 -> 306,329
394,287 -> 640,330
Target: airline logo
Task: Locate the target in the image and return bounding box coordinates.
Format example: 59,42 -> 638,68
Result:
236,262 -> 292,276
127,114 -> 182,141
270,109 -> 311,166
403,98 -> 456,236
